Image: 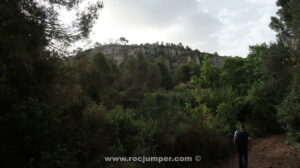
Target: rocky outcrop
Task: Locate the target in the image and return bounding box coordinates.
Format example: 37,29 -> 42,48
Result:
89,44 -> 226,67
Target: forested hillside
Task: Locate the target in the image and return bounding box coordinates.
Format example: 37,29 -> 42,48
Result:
0,0 -> 299,168
89,43 -> 225,67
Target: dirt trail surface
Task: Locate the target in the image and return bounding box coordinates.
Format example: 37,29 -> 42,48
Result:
219,135 -> 300,168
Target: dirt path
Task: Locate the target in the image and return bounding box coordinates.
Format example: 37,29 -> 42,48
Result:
219,135 -> 300,168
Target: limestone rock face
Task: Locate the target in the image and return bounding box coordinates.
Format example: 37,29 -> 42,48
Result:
90,44 -> 225,67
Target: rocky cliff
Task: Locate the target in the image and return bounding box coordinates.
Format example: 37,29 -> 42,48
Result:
89,43 -> 225,67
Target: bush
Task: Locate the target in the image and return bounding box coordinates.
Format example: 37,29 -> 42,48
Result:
278,71 -> 300,143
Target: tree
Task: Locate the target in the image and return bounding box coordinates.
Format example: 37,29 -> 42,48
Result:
177,64 -> 193,83
200,55 -> 219,88
278,70 -> 300,143
0,1 -> 103,167
1,0 -> 103,51
263,0 -> 300,142
76,53 -> 119,106
119,37 -> 129,45
158,62 -> 174,90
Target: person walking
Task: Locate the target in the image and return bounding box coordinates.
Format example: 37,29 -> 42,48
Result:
234,124 -> 251,168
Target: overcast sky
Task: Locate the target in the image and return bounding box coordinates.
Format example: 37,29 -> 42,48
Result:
67,0 -> 279,57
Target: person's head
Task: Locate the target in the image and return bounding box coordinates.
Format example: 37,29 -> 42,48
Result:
240,124 -> 245,130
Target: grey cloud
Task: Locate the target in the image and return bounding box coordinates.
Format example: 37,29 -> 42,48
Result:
167,10 -> 222,52
90,0 -> 277,57
178,11 -> 221,41
104,0 -> 222,50
106,0 -> 218,28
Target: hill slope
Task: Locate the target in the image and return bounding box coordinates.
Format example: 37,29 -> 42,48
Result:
219,135 -> 300,168
89,44 -> 225,67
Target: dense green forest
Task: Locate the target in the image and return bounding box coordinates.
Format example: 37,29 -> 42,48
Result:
0,0 -> 299,168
